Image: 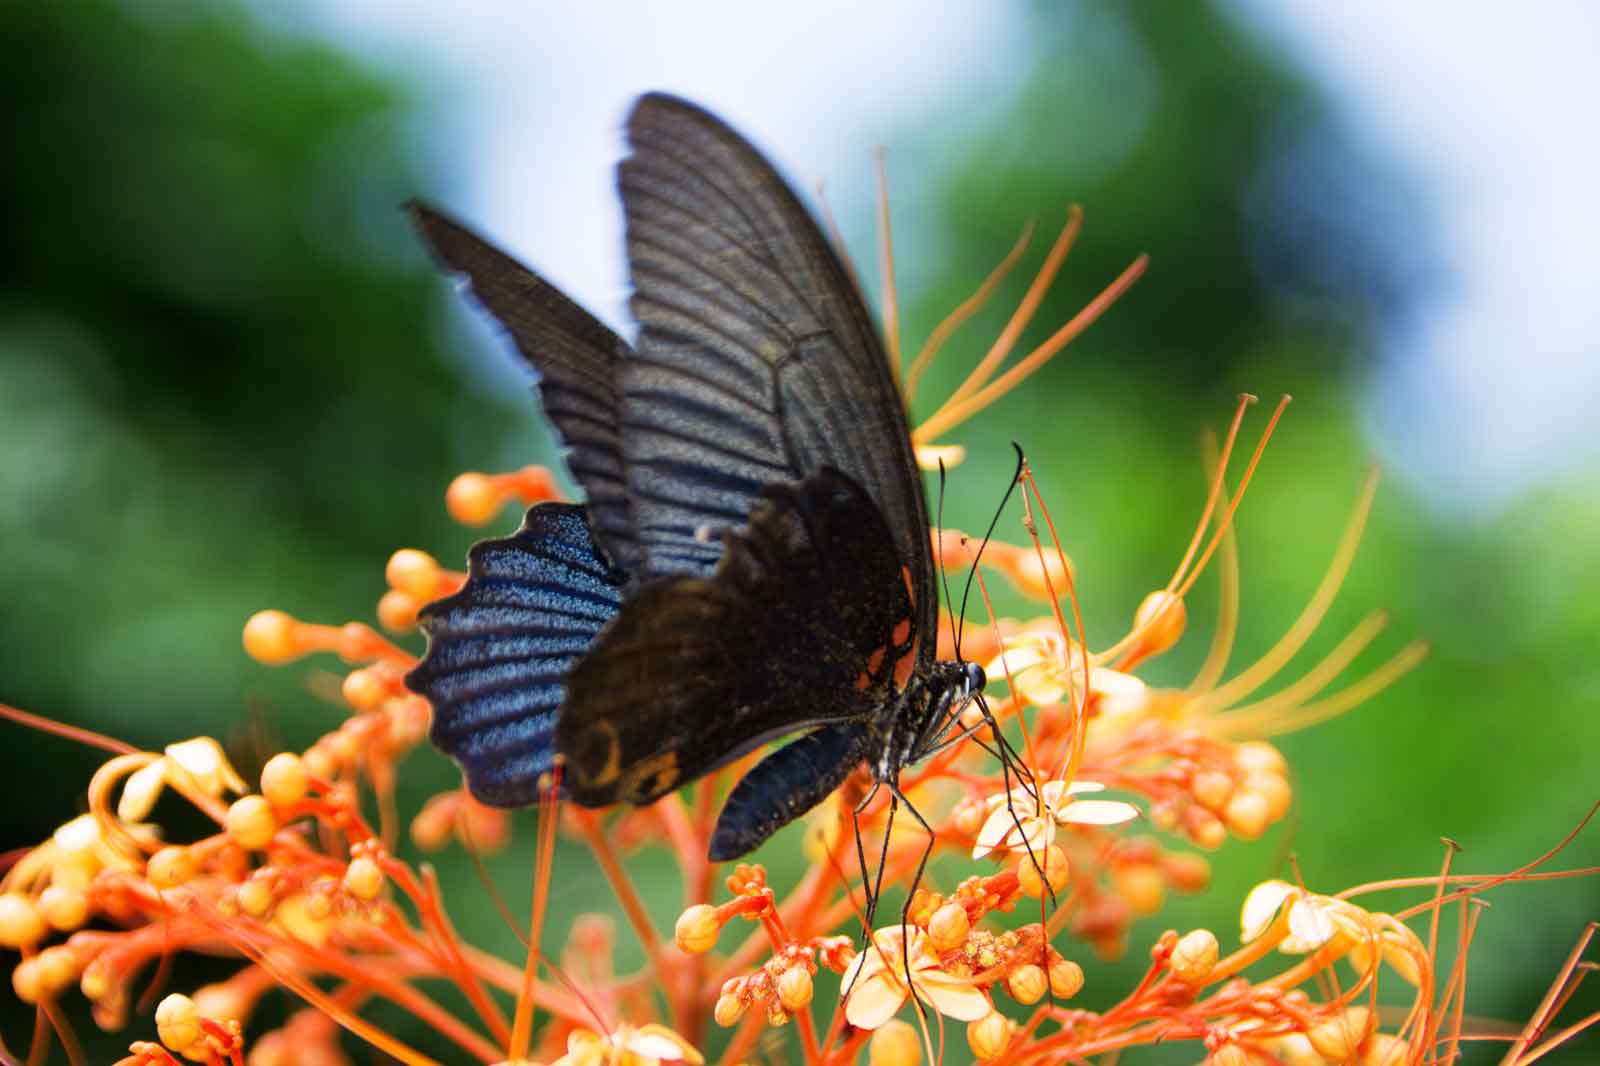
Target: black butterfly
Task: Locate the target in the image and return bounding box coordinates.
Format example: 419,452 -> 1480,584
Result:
405,92 -> 988,865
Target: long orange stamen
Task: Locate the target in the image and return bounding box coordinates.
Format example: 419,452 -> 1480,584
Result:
915,253 -> 1148,445
876,150 -> 902,382
1187,433 -> 1240,694
904,222 -> 1036,400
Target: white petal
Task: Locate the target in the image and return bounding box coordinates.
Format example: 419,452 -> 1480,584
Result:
915,970 -> 993,1022
1283,897 -> 1337,952
915,443 -> 966,471
165,738 -> 246,796
1057,799 -> 1141,826
117,761 -> 168,823
846,972 -> 908,1030
1241,880 -> 1298,943
1092,668 -> 1150,717
1065,780 -> 1106,796
624,1025 -> 703,1064
971,804 -> 1020,859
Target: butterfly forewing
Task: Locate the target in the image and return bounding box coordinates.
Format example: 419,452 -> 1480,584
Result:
616,94 -> 935,644
408,204 -> 641,573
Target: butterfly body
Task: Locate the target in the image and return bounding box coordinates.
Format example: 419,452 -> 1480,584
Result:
406,93 -> 984,859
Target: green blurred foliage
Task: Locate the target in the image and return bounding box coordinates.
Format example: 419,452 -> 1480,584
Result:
0,0 -> 1594,1062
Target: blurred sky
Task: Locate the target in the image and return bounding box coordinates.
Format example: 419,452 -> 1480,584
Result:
270,0 -> 1600,515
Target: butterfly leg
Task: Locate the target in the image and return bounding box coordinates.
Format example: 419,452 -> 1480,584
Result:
888,780 -> 937,1022
850,780 -> 884,930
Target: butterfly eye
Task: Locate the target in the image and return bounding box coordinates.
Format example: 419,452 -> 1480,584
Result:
965,662 -> 987,694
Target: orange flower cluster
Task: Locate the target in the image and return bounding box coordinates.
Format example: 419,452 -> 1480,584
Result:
2,200 -> 1595,1066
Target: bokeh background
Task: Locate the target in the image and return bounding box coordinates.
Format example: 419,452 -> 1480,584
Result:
3,1 -> 1597,1061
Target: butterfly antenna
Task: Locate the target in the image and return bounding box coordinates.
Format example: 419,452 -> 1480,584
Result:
936,459 -> 962,659
956,444 -> 1028,636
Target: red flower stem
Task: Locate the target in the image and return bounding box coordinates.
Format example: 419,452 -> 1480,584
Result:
720,1009 -> 767,1064
384,864 -> 511,1047
575,812 -> 672,1008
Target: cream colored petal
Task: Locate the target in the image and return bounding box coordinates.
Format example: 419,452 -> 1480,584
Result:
845,972 -> 909,1030
165,738 -> 248,797
913,969 -> 993,1022
1282,897 -> 1337,952
1057,798 -> 1141,826
972,806 -> 1026,858
915,443 -> 966,471
117,760 -> 169,823
1016,670 -> 1069,707
1064,780 -> 1107,796
1241,880 -> 1299,943
625,1025 -> 704,1065
1091,668 -> 1150,717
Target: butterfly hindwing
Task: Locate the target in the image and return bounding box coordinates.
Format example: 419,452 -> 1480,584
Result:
557,468 -> 913,807
407,503 -> 624,806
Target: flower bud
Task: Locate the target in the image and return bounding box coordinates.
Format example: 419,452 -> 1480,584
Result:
870,1019 -> 921,1066
1307,1006 -> 1375,1062
1005,963 -> 1046,1005
1111,862 -> 1166,916
237,875 -> 275,918
243,610 -> 301,664
1162,852 -> 1212,893
12,958 -> 44,1005
446,473 -> 503,525
38,884 -> 90,932
1191,769 -> 1234,811
261,753 -> 309,806
674,904 -> 721,954
1207,1044 -> 1251,1066
1233,740 -> 1286,776
713,992 -> 747,1027
155,992 -> 202,1052
386,549 -> 440,601
1223,790 -> 1270,840
966,1010 -> 1014,1061
376,590 -> 421,632
1047,956 -> 1085,998
1247,771 -> 1292,822
1170,929 -> 1219,983
927,901 -> 970,951
225,795 -> 277,850
1132,590 -> 1185,657
343,856 -> 385,901
1016,845 -> 1069,898
0,892 -> 48,949
147,846 -> 197,889
34,945 -> 81,994
777,966 -> 813,1011
1363,1033 -> 1412,1066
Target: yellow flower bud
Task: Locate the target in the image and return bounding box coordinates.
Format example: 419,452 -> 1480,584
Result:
1247,771 -> 1292,822
1191,769 -> 1234,811
446,473 -> 501,525
1162,852 -> 1212,894
870,1019 -> 921,1066
1223,790 -> 1270,840
0,892 -> 48,949
236,875 -> 275,918
1047,956 -> 1085,999
79,957 -> 113,1001
243,610 -> 301,665
776,966 -> 813,1012
38,884 -> 90,932
1188,810 -> 1227,850
343,856 -> 385,901
1233,740 -> 1286,777
260,753 -> 309,807
1132,590 -> 1186,657
713,992 -> 746,1027
966,1010 -> 1014,1061
1016,844 -> 1070,898
1306,1006 -> 1375,1062
386,548 -> 440,600
12,958 -> 44,1005
1169,929 -> 1219,984
926,901 -> 970,951
155,992 -> 202,1052
34,945 -> 81,994
1207,1043 -> 1251,1066
1111,862 -> 1166,916
674,904 -> 721,954
225,795 -> 277,850
147,846 -> 197,889
1005,963 -> 1046,1005
1362,1033 -> 1412,1066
